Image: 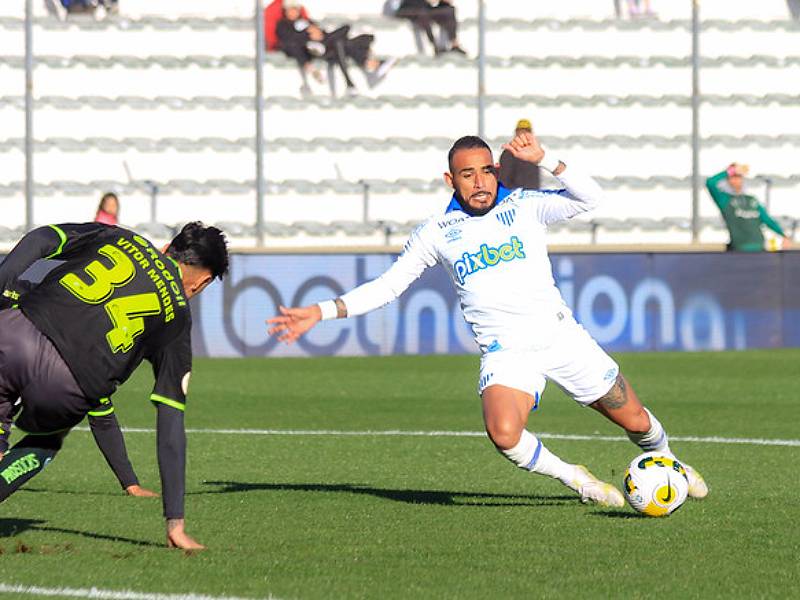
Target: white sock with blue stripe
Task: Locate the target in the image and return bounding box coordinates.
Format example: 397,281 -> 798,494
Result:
627,407 -> 671,453
501,429 -> 576,485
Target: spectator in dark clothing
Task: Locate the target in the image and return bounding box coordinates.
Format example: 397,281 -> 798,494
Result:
277,1 -> 396,97
44,0 -> 117,20
499,119 -> 542,190
264,0 -> 309,51
390,0 -> 466,56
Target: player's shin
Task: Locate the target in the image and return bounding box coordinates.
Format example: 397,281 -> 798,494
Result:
500,429 -> 575,484
626,407 -> 671,453
0,435 -> 61,501
500,430 -> 624,507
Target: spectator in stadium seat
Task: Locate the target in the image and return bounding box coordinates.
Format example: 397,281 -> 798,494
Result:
94,191 -> 120,226
44,0 -> 118,20
388,0 -> 466,56
269,128 -> 709,510
277,0 -> 396,97
498,119 -> 541,190
264,0 -> 309,51
706,163 -> 792,252
614,0 -> 655,18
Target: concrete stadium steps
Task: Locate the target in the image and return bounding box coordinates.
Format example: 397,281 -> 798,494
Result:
2,177 -> 796,229
1,192 -> 788,250
1,0 -> 795,22
2,1 -> 797,248
3,56 -> 799,98
3,18 -> 798,60
3,96 -> 798,139
0,187 -> 436,231
4,138 -> 799,186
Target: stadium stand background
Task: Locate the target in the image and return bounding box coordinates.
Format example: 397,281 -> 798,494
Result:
1,0 -> 798,249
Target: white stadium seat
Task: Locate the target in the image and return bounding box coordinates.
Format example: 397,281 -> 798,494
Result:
0,0 -> 798,248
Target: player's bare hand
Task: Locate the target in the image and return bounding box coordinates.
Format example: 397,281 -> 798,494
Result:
266,304 -> 322,344
501,129 -> 545,165
166,518 -> 205,550
125,484 -> 159,498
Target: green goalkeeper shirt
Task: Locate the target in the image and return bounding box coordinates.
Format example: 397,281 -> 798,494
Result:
705,170 -> 785,252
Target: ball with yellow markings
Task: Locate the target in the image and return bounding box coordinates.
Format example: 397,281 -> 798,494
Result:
623,452 -> 689,517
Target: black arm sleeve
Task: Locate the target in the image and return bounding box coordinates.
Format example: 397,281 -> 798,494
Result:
0,227 -> 64,297
88,412 -> 140,490
156,402 -> 186,519
0,279 -> 33,310
148,314 -> 191,519
0,222 -> 111,303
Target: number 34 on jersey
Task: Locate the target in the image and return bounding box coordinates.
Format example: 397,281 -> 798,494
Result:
59,236 -> 187,354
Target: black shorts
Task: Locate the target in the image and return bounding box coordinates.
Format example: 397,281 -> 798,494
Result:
0,310 -> 93,437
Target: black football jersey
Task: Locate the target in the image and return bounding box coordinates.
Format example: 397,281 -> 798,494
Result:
0,223 -> 191,405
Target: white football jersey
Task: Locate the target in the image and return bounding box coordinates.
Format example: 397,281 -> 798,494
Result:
340,166 -> 604,353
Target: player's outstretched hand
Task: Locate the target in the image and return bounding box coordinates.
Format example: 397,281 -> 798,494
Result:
267,304 -> 322,344
501,129 -> 545,165
125,484 -> 159,498
166,518 -> 205,550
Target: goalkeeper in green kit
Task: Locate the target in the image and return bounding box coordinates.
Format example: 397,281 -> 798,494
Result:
706,163 -> 792,252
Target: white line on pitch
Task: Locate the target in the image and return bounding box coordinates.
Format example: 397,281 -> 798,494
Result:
0,583 -> 278,600
72,427 -> 800,447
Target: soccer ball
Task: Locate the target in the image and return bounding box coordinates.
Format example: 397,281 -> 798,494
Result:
623,452 -> 689,517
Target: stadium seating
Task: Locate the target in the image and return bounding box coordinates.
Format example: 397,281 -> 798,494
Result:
0,0 -> 798,248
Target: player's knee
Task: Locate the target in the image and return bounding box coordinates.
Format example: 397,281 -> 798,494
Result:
485,418 -> 523,451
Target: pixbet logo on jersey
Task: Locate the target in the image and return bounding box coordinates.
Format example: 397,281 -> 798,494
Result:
453,236 -> 525,284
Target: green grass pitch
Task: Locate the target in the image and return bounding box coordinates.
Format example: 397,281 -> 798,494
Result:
0,350 -> 798,599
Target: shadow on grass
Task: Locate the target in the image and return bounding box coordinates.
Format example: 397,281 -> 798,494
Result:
592,510 -> 645,519
0,518 -> 45,537
20,487 -> 132,497
199,481 -> 577,507
0,518 -> 162,547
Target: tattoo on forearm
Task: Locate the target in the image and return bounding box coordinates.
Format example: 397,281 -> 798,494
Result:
598,374 -> 629,410
334,297 -> 348,319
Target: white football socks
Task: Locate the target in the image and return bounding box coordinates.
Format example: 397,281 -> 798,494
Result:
627,407 -> 671,453
500,429 -> 578,487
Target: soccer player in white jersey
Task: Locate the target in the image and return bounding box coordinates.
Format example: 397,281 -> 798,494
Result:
268,127 -> 708,507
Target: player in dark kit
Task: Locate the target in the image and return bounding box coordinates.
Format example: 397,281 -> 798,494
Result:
0,275 -> 157,499
0,221 -> 228,549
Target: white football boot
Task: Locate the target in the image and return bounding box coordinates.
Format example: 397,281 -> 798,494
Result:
682,462 -> 709,499
570,465 -> 625,508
